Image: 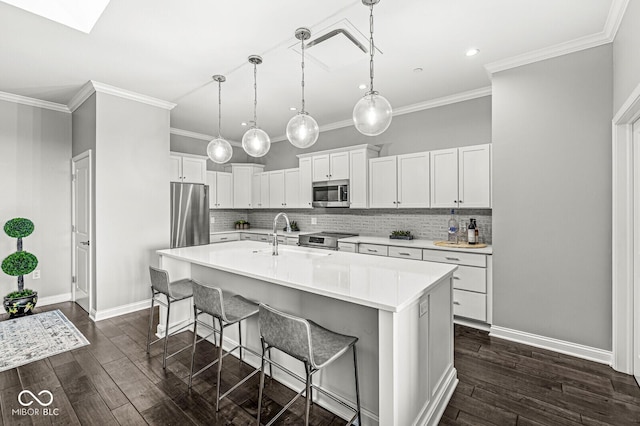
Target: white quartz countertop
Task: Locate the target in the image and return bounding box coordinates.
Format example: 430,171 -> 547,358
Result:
338,236 -> 493,255
157,241 -> 456,312
210,228 -> 309,236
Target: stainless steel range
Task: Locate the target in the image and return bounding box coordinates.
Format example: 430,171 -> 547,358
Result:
298,232 -> 358,250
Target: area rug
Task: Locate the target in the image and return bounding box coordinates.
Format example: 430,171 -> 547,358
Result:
0,309 -> 90,372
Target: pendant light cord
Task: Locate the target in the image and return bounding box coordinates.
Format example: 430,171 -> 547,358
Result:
369,3 -> 375,94
253,62 -> 258,127
217,79 -> 222,138
300,35 -> 306,114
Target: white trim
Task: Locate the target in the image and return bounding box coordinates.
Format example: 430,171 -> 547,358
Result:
454,316 -> 491,332
272,86 -> 492,142
612,81 -> 640,374
170,127 -> 242,147
37,292 -> 73,307
490,326 -> 613,366
413,366 -> 457,426
0,90 -> 70,113
90,299 -> 150,322
296,143 -> 380,158
68,80 -> 176,112
169,151 -> 208,160
485,0 -> 629,75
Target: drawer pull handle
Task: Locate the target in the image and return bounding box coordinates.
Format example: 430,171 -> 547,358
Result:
367,249 -> 378,253
445,257 -> 460,261
453,301 -> 461,305
399,252 -> 411,256
220,237 -> 228,240
453,276 -> 460,280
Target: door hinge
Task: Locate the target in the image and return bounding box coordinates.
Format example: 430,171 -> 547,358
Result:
72,225 -> 76,232
72,276 -> 76,284
72,173 -> 77,182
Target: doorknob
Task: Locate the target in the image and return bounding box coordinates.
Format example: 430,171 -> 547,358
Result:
80,241 -> 90,246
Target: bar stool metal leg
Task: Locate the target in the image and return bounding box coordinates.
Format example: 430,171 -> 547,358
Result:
257,340 -> 267,426
238,321 -> 243,365
353,345 -> 362,424
146,291 -> 155,353
215,317 -> 224,412
304,363 -> 312,425
189,305 -> 199,389
163,298 -> 171,369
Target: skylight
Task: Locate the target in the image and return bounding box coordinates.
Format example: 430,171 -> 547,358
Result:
1,0 -> 110,33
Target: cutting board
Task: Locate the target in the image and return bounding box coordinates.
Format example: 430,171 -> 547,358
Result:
434,241 -> 488,249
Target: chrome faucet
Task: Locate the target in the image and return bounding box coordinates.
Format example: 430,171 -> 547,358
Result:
272,212 -> 291,256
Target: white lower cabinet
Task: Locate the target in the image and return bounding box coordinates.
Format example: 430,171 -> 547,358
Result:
358,244 -> 388,256
210,233 -> 240,243
453,289 -> 487,322
338,242 -> 357,253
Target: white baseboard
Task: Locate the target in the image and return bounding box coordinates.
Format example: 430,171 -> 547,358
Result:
194,327 -> 379,425
37,292 -> 72,307
490,325 -> 613,366
414,366 -> 458,426
454,316 -> 491,332
91,299 -> 151,322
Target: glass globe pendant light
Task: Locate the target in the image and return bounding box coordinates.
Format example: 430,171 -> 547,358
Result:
286,27 -> 319,149
242,55 -> 271,157
207,75 -> 233,164
353,0 -> 392,136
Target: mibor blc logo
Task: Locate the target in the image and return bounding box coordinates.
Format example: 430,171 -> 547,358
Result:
12,390 -> 59,416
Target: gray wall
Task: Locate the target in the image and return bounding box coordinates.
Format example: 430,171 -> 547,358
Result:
94,93 -> 171,312
492,45 -> 613,350
613,0 -> 640,113
262,96 -> 492,171
0,100 -> 72,300
170,133 -> 251,172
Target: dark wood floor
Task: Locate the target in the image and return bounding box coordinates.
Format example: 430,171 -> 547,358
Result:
1,302 -> 639,425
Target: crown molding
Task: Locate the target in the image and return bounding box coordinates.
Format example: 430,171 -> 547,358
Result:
170,127 -> 242,147
0,90 -> 70,113
68,80 -> 176,112
271,86 -> 492,142
486,0 -> 629,75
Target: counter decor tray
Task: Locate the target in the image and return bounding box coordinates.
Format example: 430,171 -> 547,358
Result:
434,241 -> 488,249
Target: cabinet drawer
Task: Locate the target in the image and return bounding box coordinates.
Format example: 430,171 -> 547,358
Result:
388,246 -> 422,260
256,234 -> 271,243
210,233 -> 239,244
453,289 -> 486,322
452,265 -> 486,293
240,233 -> 255,241
358,243 -> 388,256
422,250 -> 486,267
286,237 -> 298,246
338,242 -> 357,253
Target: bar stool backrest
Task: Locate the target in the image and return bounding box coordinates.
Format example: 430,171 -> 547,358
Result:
192,281 -> 227,322
149,266 -> 171,296
259,304 -> 312,364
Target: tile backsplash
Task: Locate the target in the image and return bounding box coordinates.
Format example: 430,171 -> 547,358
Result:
211,208 -> 492,244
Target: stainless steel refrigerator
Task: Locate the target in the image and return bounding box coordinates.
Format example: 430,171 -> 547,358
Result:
170,182 -> 210,248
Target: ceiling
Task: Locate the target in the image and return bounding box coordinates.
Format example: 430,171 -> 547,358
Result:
0,0 -> 622,143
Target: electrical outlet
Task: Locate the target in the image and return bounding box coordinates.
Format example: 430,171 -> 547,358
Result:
419,300 -> 428,317
311,217 -> 317,225
32,270 -> 41,280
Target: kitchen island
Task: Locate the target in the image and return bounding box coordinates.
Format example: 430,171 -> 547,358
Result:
156,241 -> 458,425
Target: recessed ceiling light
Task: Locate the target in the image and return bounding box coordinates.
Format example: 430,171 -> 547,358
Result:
413,67 -> 423,73
289,107 -> 297,111
241,122 -> 247,126
358,84 -> 367,90
466,48 -> 480,57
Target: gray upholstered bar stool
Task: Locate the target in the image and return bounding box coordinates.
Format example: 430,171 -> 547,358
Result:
188,281 -> 261,412
146,266 -> 195,369
257,303 -> 362,426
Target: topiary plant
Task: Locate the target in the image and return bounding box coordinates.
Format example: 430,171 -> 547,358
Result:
2,218 -> 37,293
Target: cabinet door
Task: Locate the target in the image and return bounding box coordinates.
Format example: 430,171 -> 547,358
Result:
369,156 -> 398,208
430,148 -> 458,208
284,168 -> 300,208
312,154 -> 330,181
299,157 -> 313,208
252,174 -> 262,208
206,171 -> 217,208
216,172 -> 233,208
458,144 -> 491,208
349,150 -> 369,209
329,152 -> 349,180
260,173 -> 270,208
181,157 -> 207,184
169,154 -> 182,182
269,170 -> 285,208
233,166 -> 253,209
397,152 -> 430,208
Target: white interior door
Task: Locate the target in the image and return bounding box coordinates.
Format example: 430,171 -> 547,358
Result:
72,151 -> 92,313
634,120 -> 640,385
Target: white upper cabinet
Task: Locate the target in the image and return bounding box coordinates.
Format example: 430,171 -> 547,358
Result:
251,174 -> 262,208
430,144 -> 491,208
170,153 -> 207,184
284,169 -> 300,208
260,172 -> 270,208
269,170 -> 285,208
349,148 -> 377,209
228,164 -> 264,209
369,152 -> 430,209
312,152 -> 349,182
206,171 -> 233,209
299,157 -> 313,209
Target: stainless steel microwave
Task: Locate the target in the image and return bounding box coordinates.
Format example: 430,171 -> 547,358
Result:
312,180 -> 349,207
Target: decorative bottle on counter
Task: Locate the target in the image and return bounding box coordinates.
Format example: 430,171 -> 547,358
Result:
447,209 -> 458,242
468,218 -> 477,245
